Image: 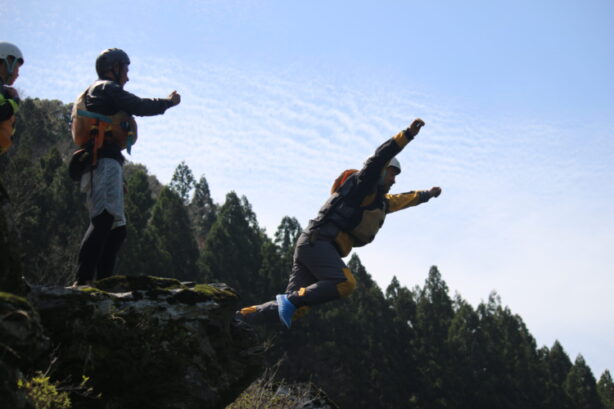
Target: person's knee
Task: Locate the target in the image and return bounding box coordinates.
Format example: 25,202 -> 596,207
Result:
336,267 -> 356,297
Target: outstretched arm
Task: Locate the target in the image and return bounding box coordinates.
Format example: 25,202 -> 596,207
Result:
386,186 -> 442,213
101,81 -> 181,117
352,119 -> 426,198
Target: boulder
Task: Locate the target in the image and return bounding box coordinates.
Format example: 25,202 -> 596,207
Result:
26,276 -> 263,409
0,291 -> 50,409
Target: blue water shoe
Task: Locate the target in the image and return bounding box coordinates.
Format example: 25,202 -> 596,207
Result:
276,294 -> 296,329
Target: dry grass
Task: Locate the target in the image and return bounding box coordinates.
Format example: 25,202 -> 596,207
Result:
226,366 -> 338,409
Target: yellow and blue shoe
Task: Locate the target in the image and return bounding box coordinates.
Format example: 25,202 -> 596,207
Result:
276,294 -> 296,329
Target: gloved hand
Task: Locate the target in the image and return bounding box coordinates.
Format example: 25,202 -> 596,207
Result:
429,187 -> 442,198
404,118 -> 425,141
168,90 -> 181,106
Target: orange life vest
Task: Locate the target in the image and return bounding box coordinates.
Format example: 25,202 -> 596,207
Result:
317,168 -> 389,255
0,115 -> 15,155
70,91 -> 137,164
0,92 -> 17,155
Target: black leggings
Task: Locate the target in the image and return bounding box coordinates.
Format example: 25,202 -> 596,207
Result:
76,210 -> 126,284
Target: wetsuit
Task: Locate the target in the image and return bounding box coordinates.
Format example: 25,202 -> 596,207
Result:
240,130 -> 435,324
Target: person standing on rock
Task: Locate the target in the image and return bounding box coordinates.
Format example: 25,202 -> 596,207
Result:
0,41 -> 24,158
238,118 -> 442,328
72,48 -> 181,286
0,41 -> 27,295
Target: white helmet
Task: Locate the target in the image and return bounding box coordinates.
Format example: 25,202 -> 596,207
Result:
0,42 -> 24,76
388,157 -> 401,174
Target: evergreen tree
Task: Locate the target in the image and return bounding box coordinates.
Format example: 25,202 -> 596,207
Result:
273,216 -> 302,254
0,99 -> 86,286
446,296 -> 488,409
147,187 -> 199,281
255,216 -> 302,297
472,292 -> 546,409
413,266 -> 454,409
169,161 -> 195,205
190,174 -> 217,247
124,164 -> 155,232
385,276 -> 417,328
564,355 -> 603,409
256,236 -> 286,299
598,370 -> 614,409
116,165 -> 159,277
541,341 -> 573,409
200,192 -> 263,303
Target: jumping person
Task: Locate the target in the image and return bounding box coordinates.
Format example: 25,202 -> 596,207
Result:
72,48 -> 181,286
238,118 -> 442,328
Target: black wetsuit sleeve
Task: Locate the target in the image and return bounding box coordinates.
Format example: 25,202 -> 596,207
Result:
104,82 -> 173,116
86,80 -> 173,117
347,133 -> 409,205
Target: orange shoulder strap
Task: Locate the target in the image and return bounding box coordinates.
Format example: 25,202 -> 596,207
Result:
331,169 -> 359,194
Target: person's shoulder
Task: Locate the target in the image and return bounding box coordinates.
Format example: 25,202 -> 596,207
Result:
89,79 -> 121,93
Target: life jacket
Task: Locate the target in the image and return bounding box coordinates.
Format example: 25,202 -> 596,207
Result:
311,169 -> 388,254
70,90 -> 137,165
0,91 -> 18,155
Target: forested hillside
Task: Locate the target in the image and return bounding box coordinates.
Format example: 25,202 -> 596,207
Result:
1,98 -> 613,409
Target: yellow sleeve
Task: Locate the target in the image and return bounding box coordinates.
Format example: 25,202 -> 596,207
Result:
385,191 -> 427,213
392,130 -> 410,148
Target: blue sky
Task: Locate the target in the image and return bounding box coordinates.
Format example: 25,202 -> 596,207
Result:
5,0 -> 614,377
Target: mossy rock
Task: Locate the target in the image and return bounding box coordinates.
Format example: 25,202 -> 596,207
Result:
0,291 -> 49,367
0,291 -> 50,409
92,275 -> 186,293
27,280 -> 262,409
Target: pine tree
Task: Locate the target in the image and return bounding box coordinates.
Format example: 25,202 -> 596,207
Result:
385,276 -> 417,327
116,165 -> 158,277
273,216 -> 302,254
147,187 -> 199,281
541,341 -> 573,409
472,292 -> 546,409
169,161 -> 195,205
598,370 -> 614,409
564,355 -> 603,409
124,164 -> 155,232
199,192 -> 263,303
190,174 -> 217,247
446,296 -> 487,408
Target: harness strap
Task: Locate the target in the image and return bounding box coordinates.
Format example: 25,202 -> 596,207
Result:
76,109 -> 112,123
77,110 -> 112,167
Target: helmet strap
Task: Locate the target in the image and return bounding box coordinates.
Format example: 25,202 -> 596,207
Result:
4,57 -> 19,77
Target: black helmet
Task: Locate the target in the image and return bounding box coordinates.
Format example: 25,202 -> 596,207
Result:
95,48 -> 130,78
